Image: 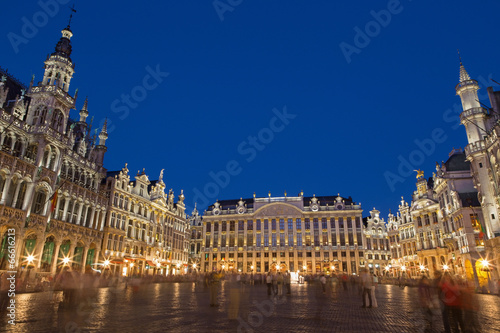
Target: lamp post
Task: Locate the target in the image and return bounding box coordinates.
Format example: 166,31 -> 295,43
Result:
480,259 -> 491,292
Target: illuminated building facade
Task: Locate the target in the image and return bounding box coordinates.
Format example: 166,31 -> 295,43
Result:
102,165 -> 190,276
200,193 -> 385,275
456,62 -> 500,283
0,23 -> 108,276
387,149 -> 488,286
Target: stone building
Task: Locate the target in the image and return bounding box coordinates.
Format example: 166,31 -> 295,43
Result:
363,208 -> 391,275
101,165 -> 190,276
0,23 -> 108,276
200,192 -> 381,276
456,62 -> 500,284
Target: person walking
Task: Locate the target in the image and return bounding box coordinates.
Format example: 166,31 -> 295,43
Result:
320,274 -> 327,294
370,273 -> 378,308
209,271 -> 222,307
266,272 -> 273,296
418,275 -> 433,332
277,272 -> 284,296
360,268 -> 373,308
285,271 -> 291,294
439,273 -> 465,333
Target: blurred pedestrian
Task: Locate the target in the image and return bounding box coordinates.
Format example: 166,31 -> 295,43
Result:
371,273 -> 378,308
320,274 -> 326,294
360,268 -> 372,308
266,272 -> 273,296
285,271 -> 291,294
439,272 -> 465,333
277,272 -> 284,296
418,275 -> 433,333
209,270 -> 222,307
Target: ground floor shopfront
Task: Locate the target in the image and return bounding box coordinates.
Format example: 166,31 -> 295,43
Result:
200,246 -> 388,276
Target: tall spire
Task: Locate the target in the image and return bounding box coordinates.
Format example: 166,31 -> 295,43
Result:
98,118 -> 108,146
458,50 -> 470,82
79,96 -> 89,122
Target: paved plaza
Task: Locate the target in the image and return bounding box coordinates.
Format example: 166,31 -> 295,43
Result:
1,282 -> 499,333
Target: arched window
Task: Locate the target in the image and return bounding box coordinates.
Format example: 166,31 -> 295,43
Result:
50,109 -> 64,131
25,144 -> 38,162
33,105 -> 48,126
15,181 -> 27,210
2,135 -> 13,152
12,139 -> 23,157
31,189 -> 47,215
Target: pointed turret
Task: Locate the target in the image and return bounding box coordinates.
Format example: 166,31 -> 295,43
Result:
98,119 -> 108,146
79,97 -> 89,122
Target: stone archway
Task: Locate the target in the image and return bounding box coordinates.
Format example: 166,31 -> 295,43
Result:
40,236 -> 56,272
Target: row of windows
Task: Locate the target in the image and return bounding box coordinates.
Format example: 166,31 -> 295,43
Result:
206,217 -> 363,232
205,251 -> 365,260
205,231 -> 364,248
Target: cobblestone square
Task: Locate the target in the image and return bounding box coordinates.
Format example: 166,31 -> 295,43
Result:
2,282 -> 498,333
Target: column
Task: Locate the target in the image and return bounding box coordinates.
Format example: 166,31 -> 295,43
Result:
0,176 -> 12,205
89,207 -> 96,229
35,237 -> 46,270
53,195 -> 62,219
22,182 -> 35,212
61,197 -> 70,221
81,206 -> 89,228
94,249 -> 101,266
100,210 -> 106,231
11,181 -> 22,208
13,232 -> 25,270
81,247 -> 89,273
50,241 -> 62,274
75,202 -> 84,225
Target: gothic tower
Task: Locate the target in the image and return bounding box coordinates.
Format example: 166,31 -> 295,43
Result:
457,61 -> 500,237
26,22 -> 77,134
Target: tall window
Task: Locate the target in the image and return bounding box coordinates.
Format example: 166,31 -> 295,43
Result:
279,233 -> 285,246
271,219 -> 276,230
322,218 -> 327,230
296,233 -> 302,246
31,190 -> 46,215
272,234 -> 277,247
288,219 -> 293,230
305,219 -> 310,230
296,219 -> 301,230
256,219 -> 261,231
288,233 -> 294,246
313,218 -> 318,230
279,219 -> 285,230
247,220 -> 253,231
256,234 -> 261,247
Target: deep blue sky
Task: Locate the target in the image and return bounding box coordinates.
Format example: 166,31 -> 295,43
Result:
3,1 -> 500,219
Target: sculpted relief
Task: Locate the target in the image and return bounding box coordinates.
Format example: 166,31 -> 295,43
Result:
254,203 -> 302,218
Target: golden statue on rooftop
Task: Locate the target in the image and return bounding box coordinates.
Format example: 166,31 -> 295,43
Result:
414,169 -> 424,179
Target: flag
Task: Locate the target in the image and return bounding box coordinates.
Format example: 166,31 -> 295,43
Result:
50,191 -> 58,213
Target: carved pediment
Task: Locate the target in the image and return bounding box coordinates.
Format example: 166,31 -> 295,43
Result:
254,203 -> 302,217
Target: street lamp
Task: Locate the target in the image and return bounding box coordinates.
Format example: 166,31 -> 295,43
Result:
26,255 -> 35,265
443,264 -> 449,271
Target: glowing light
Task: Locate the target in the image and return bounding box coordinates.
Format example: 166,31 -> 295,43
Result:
176,263 -> 181,268
480,259 -> 489,268
192,263 -> 197,269
130,263 -> 134,267
303,265 -> 307,270
419,265 -> 425,271
157,263 -> 161,268
103,260 -> 110,267
250,265 -> 254,270
331,266 -> 335,270
443,265 -> 449,271
401,266 -> 406,271
385,266 -> 390,271
26,255 -> 35,264
222,265 -> 225,270
62,257 -> 70,265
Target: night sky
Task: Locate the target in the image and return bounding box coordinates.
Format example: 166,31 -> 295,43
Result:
3,1 -> 500,218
